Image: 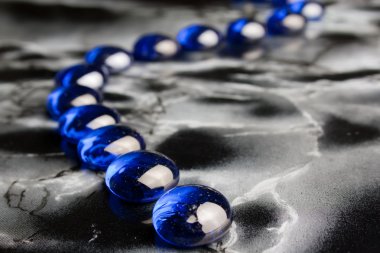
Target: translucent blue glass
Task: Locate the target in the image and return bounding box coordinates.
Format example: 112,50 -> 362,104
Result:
77,124 -> 146,171
133,34 -> 179,61
177,25 -> 223,51
267,8 -> 307,35
153,185 -> 232,248
85,45 -> 133,74
288,1 -> 324,21
55,64 -> 109,90
46,86 -> 102,120
105,151 -> 180,203
226,18 -> 266,46
59,105 -> 120,144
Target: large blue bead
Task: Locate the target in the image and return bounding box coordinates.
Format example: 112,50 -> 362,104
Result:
85,45 -> 133,74
133,34 -> 180,61
226,18 -> 266,46
77,124 -> 146,171
288,1 -> 324,21
59,105 -> 120,144
153,185 -> 232,248
177,25 -> 223,51
105,151 -> 180,203
55,64 -> 109,90
46,86 -> 102,120
267,7 -> 307,35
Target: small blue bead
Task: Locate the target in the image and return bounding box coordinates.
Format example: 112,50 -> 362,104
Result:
177,25 -> 223,51
85,45 -> 133,74
133,34 -> 180,61
267,7 -> 307,35
153,185 -> 232,248
77,124 -> 146,171
288,1 -> 324,21
105,151 -> 180,203
59,105 -> 120,144
55,64 -> 109,90
226,18 -> 266,46
46,86 -> 102,121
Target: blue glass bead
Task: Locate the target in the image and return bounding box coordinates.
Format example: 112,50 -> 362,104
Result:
226,18 -> 266,46
55,64 -> 109,90
177,25 -> 223,51
105,151 -> 180,203
59,104 -> 120,144
133,34 -> 180,61
288,1 -> 324,21
267,7 -> 307,35
77,124 -> 146,171
153,185 -> 232,248
46,86 -> 102,121
85,45 -> 133,74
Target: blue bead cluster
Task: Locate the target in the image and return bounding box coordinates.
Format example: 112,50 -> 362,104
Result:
47,3 -> 324,247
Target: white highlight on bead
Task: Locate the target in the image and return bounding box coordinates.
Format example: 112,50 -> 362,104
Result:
282,14 -> 305,31
241,22 -> 266,40
137,165 -> 174,190
77,71 -> 104,89
302,2 -> 323,19
105,52 -> 131,70
86,115 -> 116,130
155,40 -> 178,57
198,30 -> 220,48
196,202 -> 228,234
104,136 -> 141,155
70,94 -> 97,107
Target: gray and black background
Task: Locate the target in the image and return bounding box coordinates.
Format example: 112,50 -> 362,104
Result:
0,0 -> 379,252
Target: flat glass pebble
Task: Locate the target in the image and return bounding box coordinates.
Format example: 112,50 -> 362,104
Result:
288,1 -> 324,21
85,45 -> 133,74
105,150 -> 180,203
59,104 -> 120,144
177,25 -> 223,51
267,7 -> 307,35
226,18 -> 266,46
77,124 -> 145,171
153,185 -> 232,248
47,86 -> 102,120
55,64 -> 109,90
133,34 -> 179,61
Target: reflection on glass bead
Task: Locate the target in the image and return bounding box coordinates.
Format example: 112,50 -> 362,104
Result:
177,25 -> 223,51
133,34 -> 180,61
153,185 -> 232,248
59,104 -> 120,144
55,64 -> 109,90
267,7 -> 307,35
78,124 -> 145,171
106,151 -> 180,203
288,1 -> 324,21
85,45 -> 133,74
47,86 -> 102,120
226,18 -> 266,46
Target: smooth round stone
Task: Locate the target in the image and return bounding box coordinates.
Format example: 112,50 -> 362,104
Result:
177,25 -> 223,51
226,18 -> 266,46
105,151 -> 179,203
85,45 -> 133,74
59,104 -> 120,144
267,7 -> 307,35
77,124 -> 146,171
133,34 -> 180,61
55,64 -> 109,90
46,86 -> 102,120
153,185 -> 232,248
288,1 -> 324,21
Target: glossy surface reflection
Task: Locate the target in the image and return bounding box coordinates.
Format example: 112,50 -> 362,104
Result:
153,185 -> 232,248
288,1 -> 324,21
267,7 -> 307,35
78,124 -> 145,171
59,105 -> 120,144
105,151 -> 179,203
133,34 -> 179,61
227,18 -> 266,46
177,25 -> 223,51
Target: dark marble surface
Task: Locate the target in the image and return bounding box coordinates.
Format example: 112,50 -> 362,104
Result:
0,0 -> 380,252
